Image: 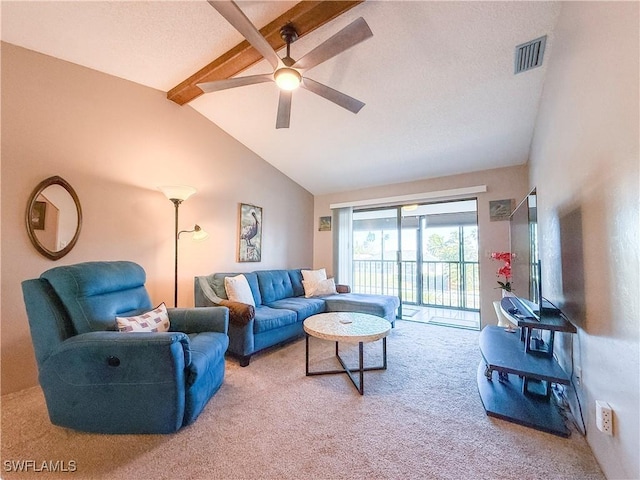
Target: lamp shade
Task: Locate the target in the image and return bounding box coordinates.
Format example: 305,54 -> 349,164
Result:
178,224 -> 209,241
158,185 -> 196,202
192,225 -> 209,242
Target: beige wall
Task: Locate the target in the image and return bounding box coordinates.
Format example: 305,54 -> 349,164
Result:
529,2 -> 639,478
1,43 -> 314,395
313,165 -> 529,327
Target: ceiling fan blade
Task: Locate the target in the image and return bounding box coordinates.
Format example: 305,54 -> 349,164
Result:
207,1 -> 281,70
293,17 -> 373,72
301,77 -> 365,114
276,90 -> 292,129
198,74 -> 273,93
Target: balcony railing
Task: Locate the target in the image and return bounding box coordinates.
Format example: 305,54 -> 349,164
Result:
352,259 -> 480,311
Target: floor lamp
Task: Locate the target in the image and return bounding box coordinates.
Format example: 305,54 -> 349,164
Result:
158,185 -> 206,307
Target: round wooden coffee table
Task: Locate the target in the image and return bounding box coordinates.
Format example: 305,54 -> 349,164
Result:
303,312 -> 391,395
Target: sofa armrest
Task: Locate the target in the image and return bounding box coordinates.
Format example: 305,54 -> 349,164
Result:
218,300 -> 255,326
168,307 -> 229,335
336,284 -> 351,294
44,331 -> 192,384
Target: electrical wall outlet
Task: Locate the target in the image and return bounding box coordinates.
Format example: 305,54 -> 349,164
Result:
596,400 -> 613,435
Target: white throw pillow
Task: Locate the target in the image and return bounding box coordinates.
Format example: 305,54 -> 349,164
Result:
301,268 -> 327,298
117,303 -> 170,332
224,274 -> 256,306
303,277 -> 337,297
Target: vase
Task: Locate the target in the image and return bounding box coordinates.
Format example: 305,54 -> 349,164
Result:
498,291 -> 517,331
493,300 -> 513,329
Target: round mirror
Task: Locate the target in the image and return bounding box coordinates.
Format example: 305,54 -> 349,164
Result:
26,176 -> 82,260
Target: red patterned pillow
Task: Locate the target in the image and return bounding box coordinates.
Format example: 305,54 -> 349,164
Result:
116,303 -> 170,332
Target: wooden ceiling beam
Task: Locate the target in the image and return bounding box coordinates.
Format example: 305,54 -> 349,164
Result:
167,0 -> 364,105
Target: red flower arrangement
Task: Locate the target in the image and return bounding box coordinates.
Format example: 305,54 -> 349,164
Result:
491,251 -> 514,292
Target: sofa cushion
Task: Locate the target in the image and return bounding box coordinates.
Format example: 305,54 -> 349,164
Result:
266,297 -> 326,322
211,272 -> 262,306
253,305 -> 297,334
288,269 -> 305,297
256,270 -> 295,304
324,293 -> 400,323
210,273 -> 229,298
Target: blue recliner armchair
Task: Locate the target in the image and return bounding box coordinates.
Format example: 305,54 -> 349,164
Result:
21,261 -> 229,434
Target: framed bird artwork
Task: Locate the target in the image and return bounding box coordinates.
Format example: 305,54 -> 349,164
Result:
238,203 -> 262,262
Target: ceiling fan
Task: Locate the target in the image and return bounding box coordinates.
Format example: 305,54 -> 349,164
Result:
198,1 -> 373,129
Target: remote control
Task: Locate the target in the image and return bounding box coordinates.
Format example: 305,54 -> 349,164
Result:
339,318 -> 352,324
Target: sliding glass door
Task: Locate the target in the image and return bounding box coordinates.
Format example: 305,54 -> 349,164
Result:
420,217 -> 479,310
352,207 -> 403,316
352,199 -> 479,316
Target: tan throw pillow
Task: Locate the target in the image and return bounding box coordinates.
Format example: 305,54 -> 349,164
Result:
301,268 -> 327,298
303,277 -> 338,297
224,274 -> 256,306
117,303 -> 170,332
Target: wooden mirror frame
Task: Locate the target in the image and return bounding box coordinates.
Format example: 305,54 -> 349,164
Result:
26,176 -> 83,260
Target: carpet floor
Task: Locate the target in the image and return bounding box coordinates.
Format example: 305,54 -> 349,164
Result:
1,320 -> 604,479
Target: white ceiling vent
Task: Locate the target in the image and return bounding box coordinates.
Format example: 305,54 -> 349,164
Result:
514,35 -> 546,74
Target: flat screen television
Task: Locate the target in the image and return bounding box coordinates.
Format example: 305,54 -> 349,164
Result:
509,188 -> 542,318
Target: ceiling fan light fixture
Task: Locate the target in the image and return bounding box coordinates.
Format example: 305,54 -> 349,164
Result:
274,67 -> 301,91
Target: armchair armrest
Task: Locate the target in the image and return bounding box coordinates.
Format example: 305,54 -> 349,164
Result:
42,331 -> 191,385
218,300 -> 255,326
168,307 -> 229,335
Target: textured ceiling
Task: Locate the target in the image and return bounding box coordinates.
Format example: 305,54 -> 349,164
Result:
1,1 -> 561,195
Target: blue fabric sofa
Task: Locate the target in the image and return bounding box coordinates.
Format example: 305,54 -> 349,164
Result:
21,261 -> 229,434
194,269 -> 399,366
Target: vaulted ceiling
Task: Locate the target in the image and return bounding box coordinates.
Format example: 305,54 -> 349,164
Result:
1,1 -> 561,195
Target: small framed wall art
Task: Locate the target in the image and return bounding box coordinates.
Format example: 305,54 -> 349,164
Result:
489,199 -> 514,221
238,203 -> 262,262
31,201 -> 47,230
318,216 -> 332,232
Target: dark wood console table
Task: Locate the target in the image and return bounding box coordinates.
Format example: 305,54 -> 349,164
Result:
477,298 -> 577,437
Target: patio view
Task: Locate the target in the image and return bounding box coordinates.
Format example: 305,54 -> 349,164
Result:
351,200 -> 481,330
